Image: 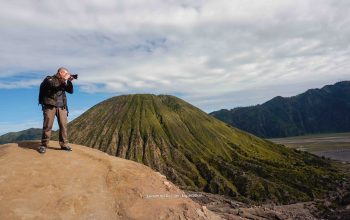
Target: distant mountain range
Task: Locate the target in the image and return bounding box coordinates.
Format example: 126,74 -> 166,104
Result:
58,94 -> 342,204
210,81 -> 350,138
0,128 -> 41,144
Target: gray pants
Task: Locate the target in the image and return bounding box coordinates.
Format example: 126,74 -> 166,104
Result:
41,105 -> 68,147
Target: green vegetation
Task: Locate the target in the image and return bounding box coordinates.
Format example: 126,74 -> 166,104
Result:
63,94 -> 344,204
210,81 -> 350,138
0,128 -> 41,144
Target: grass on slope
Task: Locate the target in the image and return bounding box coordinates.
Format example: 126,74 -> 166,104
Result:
54,94 -> 345,204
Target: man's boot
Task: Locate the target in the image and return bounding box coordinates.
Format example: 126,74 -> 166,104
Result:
61,146 -> 72,151
38,145 -> 46,154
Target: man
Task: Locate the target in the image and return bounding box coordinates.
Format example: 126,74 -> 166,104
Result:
38,67 -> 75,154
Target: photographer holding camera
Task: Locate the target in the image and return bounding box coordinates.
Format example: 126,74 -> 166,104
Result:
38,67 -> 77,154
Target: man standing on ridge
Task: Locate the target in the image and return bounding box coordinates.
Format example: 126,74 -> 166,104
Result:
38,67 -> 75,154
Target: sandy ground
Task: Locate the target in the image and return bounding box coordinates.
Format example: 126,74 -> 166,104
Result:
0,141 -> 221,220
269,133 -> 350,162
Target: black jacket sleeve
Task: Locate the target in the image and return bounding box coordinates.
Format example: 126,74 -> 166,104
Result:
65,80 -> 73,94
46,77 -> 73,94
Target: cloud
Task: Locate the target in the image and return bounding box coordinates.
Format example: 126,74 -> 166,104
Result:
0,121 -> 42,136
0,0 -> 349,111
0,79 -> 41,89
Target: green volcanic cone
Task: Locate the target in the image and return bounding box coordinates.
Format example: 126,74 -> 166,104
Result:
65,94 -> 343,204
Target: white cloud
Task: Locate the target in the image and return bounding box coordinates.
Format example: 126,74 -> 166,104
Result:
0,0 -> 349,111
0,79 -> 41,89
0,121 -> 42,136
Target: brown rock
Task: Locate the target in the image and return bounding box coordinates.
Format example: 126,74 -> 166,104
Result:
0,141 -> 222,220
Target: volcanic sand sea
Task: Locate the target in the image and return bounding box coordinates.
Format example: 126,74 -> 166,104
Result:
313,149 -> 350,162
269,132 -> 350,162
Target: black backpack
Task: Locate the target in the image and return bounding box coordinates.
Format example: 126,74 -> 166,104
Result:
38,76 -> 52,105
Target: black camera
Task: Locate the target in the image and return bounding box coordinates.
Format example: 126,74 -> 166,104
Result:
71,74 -> 78,79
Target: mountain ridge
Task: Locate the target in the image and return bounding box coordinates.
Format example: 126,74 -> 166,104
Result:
210,81 -> 350,138
0,128 -> 41,144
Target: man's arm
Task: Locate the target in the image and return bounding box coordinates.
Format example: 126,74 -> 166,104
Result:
65,80 -> 73,94
46,75 -> 73,93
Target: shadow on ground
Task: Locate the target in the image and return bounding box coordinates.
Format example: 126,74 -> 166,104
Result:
17,141 -> 62,152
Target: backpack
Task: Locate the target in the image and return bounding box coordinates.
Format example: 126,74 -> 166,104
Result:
38,76 -> 52,105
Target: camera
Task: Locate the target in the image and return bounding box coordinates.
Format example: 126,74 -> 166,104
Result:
71,74 -> 78,79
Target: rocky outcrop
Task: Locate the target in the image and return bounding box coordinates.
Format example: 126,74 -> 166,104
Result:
0,141 -> 220,220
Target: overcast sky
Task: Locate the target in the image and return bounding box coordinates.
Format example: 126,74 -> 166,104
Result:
0,0 -> 349,134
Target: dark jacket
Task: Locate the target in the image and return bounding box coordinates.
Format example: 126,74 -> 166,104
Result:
39,74 -> 73,112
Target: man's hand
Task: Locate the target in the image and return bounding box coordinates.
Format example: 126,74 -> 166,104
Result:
63,73 -> 74,81
63,73 -> 71,81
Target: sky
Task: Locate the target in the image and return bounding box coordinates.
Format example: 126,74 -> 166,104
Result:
0,0 -> 349,135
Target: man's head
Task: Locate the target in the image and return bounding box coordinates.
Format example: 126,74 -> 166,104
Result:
56,67 -> 70,79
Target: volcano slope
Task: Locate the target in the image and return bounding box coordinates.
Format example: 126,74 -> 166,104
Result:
65,94 -> 344,204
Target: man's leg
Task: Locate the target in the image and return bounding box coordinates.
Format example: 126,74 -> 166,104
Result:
41,105 -> 56,147
56,107 -> 69,147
